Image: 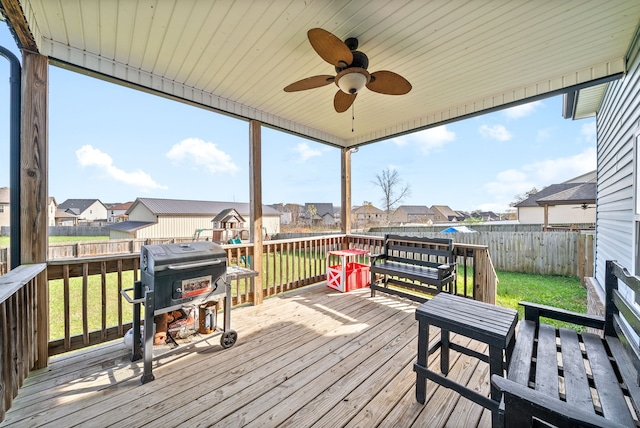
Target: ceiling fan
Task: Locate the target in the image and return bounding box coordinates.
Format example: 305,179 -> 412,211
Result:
284,28 -> 412,113
573,203 -> 595,210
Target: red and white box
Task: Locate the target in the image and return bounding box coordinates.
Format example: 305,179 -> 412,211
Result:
327,249 -> 370,292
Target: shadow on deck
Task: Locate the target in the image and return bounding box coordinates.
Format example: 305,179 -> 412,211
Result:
1,284 -> 493,427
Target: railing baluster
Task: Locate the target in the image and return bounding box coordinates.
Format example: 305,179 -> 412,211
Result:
117,259 -> 123,336
63,264 -> 70,351
82,263 -> 89,345
101,261 -> 107,340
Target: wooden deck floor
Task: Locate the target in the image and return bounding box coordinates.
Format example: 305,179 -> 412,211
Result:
1,284 -> 493,427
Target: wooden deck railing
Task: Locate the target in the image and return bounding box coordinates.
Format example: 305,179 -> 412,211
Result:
0,235 -> 495,422
39,234 -> 496,357
0,263 -> 47,421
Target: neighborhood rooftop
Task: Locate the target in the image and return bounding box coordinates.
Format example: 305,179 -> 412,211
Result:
129,198 -> 280,216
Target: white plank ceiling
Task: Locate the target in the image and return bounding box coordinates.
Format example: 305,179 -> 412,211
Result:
9,0 -> 640,148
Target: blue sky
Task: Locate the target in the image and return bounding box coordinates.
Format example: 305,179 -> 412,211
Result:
0,23 -> 595,213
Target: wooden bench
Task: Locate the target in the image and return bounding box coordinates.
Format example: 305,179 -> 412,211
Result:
491,260 -> 640,428
370,235 -> 456,303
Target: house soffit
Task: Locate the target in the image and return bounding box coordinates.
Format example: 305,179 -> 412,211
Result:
6,0 -> 640,148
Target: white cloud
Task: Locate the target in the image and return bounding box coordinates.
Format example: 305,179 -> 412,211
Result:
394,125 -> 456,155
522,146 -> 596,182
503,101 -> 544,119
293,142 -> 321,162
76,145 -> 167,192
482,147 -> 596,212
478,124 -> 512,141
166,138 -> 239,174
581,121 -> 596,143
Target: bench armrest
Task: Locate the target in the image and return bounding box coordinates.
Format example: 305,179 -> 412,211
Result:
436,262 -> 456,279
519,301 -> 605,330
491,375 -> 626,428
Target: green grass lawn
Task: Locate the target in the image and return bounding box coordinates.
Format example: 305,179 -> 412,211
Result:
496,270 -> 586,329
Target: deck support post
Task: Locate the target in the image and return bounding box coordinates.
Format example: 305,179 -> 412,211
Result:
249,120 -> 263,305
20,51 -> 49,368
341,148 -> 352,246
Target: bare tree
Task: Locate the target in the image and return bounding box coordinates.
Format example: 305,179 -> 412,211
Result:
373,168 -> 411,222
510,187 -> 540,207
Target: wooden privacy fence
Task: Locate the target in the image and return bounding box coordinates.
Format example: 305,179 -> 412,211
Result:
367,231 -> 594,277
442,231 -> 594,277
46,237 -> 195,259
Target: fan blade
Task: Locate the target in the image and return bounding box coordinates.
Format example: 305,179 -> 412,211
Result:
308,28 -> 353,68
283,75 -> 335,92
334,90 -> 357,113
367,70 -> 412,95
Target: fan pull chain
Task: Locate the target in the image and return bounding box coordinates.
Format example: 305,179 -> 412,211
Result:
351,103 -> 355,132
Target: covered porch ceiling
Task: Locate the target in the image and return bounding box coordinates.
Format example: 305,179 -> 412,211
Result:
2,0 -> 640,149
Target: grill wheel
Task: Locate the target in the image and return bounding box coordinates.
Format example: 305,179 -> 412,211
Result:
220,330 -> 238,349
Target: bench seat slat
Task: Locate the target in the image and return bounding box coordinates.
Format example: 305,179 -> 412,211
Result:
535,323 -> 560,397
606,334 -> 640,416
372,261 -> 440,278
508,320 -> 535,386
558,328 -> 593,412
582,332 -> 636,426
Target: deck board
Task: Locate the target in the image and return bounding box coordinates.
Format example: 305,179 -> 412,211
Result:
1,284 -> 492,428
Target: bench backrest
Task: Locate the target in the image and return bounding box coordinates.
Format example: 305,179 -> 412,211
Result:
605,260 -> 640,385
383,234 -> 454,268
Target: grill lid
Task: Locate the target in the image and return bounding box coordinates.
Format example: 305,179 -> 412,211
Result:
141,242 -> 226,273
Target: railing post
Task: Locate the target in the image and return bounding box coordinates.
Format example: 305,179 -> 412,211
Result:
341,148 -> 352,240
249,120 -> 263,305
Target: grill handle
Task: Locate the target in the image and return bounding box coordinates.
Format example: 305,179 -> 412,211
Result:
121,287 -> 145,304
167,259 -> 224,270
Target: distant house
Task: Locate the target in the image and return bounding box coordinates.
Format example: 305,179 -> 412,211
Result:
47,197 -> 57,226
58,199 -> 108,222
0,187 -> 9,228
392,205 -> 434,224
470,211 -> 501,222
55,209 -> 78,226
430,205 -> 463,223
515,172 -> 596,226
268,203 -> 292,225
0,190 -> 59,228
352,204 -> 384,226
303,203 -> 335,226
106,202 -> 133,223
104,197 -> 281,240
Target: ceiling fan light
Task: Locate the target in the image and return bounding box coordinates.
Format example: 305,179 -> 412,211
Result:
337,71 -> 368,94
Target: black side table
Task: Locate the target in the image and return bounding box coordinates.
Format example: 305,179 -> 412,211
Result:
414,293 -> 517,426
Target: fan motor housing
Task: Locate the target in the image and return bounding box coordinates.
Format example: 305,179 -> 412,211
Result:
336,50 -> 369,73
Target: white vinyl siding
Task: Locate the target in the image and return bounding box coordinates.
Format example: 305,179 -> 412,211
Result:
594,36 -> 640,298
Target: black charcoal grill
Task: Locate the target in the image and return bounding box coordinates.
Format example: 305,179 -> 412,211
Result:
122,241 -> 235,383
